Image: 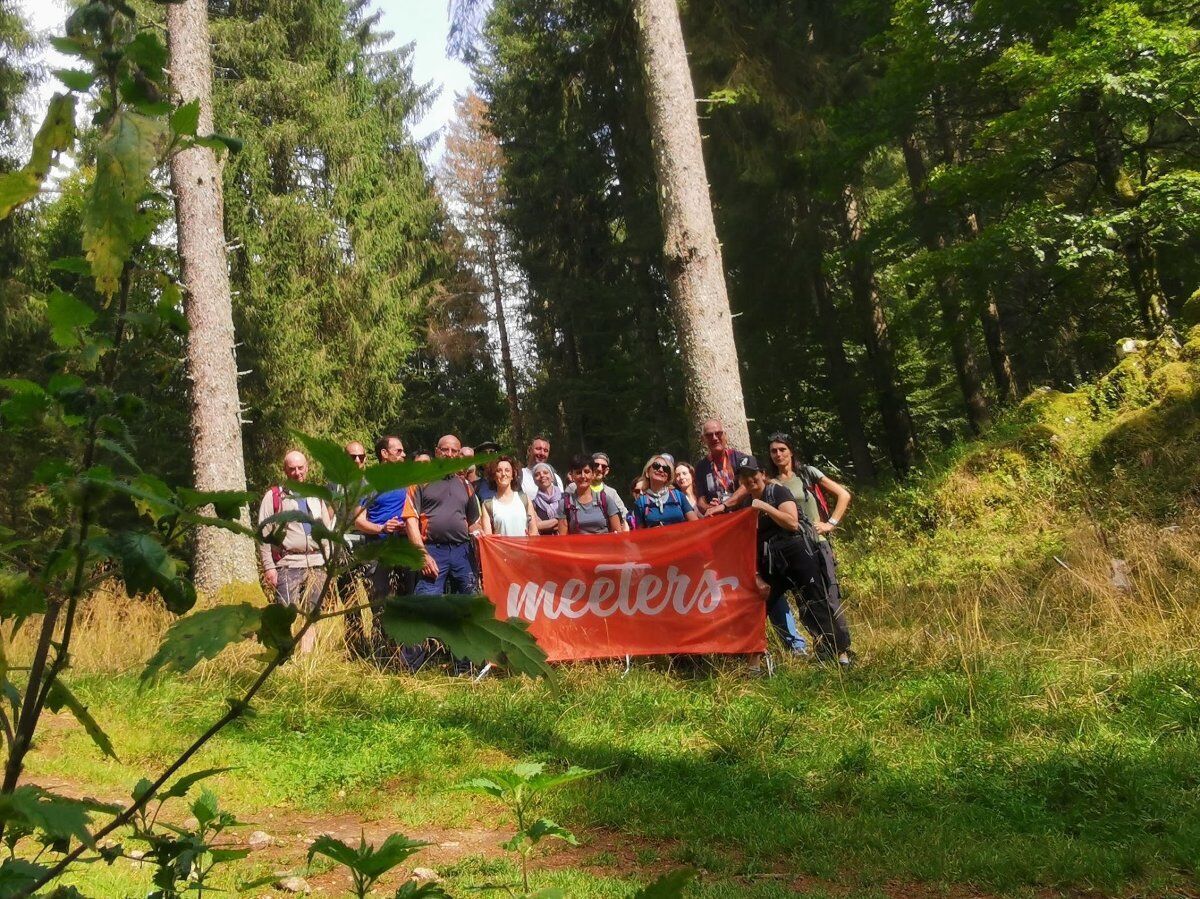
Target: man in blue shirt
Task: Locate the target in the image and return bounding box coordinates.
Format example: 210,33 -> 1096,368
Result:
354,434 -> 417,666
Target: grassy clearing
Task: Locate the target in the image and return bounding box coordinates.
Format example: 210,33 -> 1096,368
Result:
22,331 -> 1200,897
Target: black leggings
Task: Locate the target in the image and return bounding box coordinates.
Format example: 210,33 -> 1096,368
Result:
760,535 -> 851,656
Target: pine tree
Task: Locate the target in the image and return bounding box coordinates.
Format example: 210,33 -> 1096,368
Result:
632,0 -> 751,452
440,92 -> 525,448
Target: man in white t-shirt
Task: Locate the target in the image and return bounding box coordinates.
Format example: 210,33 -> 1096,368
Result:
519,434 -> 563,496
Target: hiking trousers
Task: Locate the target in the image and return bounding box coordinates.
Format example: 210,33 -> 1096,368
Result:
760,535 -> 851,657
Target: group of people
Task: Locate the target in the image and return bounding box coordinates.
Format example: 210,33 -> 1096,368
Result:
256,420 -> 853,668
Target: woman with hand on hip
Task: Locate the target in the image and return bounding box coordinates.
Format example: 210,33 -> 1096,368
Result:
765,431 -> 851,643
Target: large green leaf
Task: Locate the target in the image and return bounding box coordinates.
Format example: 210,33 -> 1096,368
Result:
84,110 -> 168,296
257,603 -> 297,655
363,455 -> 483,494
381,595 -> 552,680
45,679 -> 117,760
523,817 -> 576,847
0,859 -> 49,894
359,833 -> 429,879
92,531 -> 195,614
525,765 -> 604,794
0,786 -> 94,846
0,570 -> 46,630
169,99 -> 201,137
0,93 -> 76,219
353,538 -> 424,570
291,432 -> 360,489
141,603 -> 263,682
124,32 -> 167,78
176,488 -> 256,518
307,832 -> 428,881
46,289 -> 97,348
306,833 -> 363,870
631,869 -> 695,898
159,766 -> 235,801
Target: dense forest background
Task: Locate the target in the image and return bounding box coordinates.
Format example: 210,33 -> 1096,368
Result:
3,0 -> 1198,504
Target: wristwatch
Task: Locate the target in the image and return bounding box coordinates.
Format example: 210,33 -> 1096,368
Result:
827,516 -> 840,527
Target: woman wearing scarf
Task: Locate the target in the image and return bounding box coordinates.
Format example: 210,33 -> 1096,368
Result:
633,454 -> 699,528
530,462 -> 562,535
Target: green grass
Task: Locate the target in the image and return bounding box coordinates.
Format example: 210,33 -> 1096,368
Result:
23,329 -> 1200,897
30,649 -> 1200,896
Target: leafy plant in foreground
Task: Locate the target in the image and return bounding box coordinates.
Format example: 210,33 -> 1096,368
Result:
0,3 -> 551,895
307,831 -> 430,899
456,762 -> 601,897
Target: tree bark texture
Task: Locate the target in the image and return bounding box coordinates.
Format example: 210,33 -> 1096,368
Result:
901,133 -> 990,434
632,0 -> 751,453
839,185 -> 917,475
962,211 -> 1020,404
167,0 -> 258,591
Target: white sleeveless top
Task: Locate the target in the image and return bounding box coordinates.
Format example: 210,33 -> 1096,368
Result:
490,492 -> 529,536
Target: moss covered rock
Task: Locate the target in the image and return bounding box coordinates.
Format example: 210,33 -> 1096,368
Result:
1182,325 -> 1200,362
1182,288 -> 1200,328
1148,361 -> 1197,403
1092,352 -> 1152,413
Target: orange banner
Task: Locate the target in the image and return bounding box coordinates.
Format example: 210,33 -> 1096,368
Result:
478,510 -> 765,661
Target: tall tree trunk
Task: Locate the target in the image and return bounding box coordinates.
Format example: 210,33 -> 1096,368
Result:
167,0 -> 258,590
839,185 -> 917,475
1082,87 -> 1169,332
930,100 -> 1020,406
963,213 -> 1020,404
632,0 -> 751,452
485,241 -> 524,449
806,260 -> 877,482
978,294 -> 1018,403
901,133 -> 990,434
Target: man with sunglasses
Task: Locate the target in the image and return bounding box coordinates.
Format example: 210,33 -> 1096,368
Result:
694,418 -> 752,516
351,434 -> 418,666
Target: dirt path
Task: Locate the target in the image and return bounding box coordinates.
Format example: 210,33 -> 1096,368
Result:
27,772 -> 1193,898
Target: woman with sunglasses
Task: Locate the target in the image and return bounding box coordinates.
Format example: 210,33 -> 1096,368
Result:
634,455 -> 699,528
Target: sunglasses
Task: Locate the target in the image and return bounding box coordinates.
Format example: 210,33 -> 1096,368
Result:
650,462 -> 671,473
350,454 -> 366,461
593,463 -> 609,471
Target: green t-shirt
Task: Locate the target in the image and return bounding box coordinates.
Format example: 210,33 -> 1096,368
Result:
773,466 -> 826,543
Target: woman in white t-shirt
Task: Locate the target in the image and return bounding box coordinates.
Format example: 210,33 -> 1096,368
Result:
481,457 -> 538,537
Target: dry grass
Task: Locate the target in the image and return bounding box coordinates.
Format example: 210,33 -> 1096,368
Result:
16,511 -> 1195,688
848,511 -> 1200,672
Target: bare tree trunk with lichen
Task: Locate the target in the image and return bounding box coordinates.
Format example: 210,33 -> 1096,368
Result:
167,0 -> 258,591
632,0 -> 751,452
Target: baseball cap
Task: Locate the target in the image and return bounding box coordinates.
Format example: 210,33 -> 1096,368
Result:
736,456 -> 763,475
